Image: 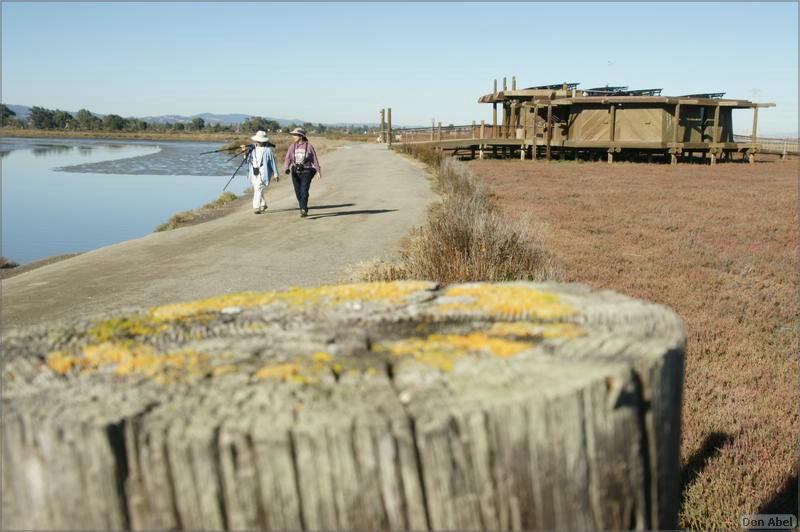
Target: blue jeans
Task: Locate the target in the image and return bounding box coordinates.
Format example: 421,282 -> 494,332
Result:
291,167 -> 316,211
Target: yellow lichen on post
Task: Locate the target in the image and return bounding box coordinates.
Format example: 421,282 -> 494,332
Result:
149,281 -> 434,322
254,363 -> 300,381
47,342 -> 212,383
439,285 -> 575,320
487,321 -> 585,339
376,332 -> 535,371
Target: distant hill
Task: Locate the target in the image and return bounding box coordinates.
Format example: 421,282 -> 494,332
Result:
4,104 -> 411,129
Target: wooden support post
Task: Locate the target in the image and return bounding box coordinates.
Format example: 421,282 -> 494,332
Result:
520,144 -> 526,160
512,75 -> 516,90
387,108 -> 392,147
671,154 -> 677,165
493,79 -> 497,97
480,120 -> 485,140
380,109 -> 386,143
712,103 -> 720,144
532,105 -> 539,161
546,104 -> 553,161
492,103 -> 497,138
472,120 -> 476,139
510,104 -> 518,139
672,103 -> 681,144
431,118 -> 435,141
609,104 -> 616,142
608,151 -> 614,164
751,107 -> 759,143
503,77 -> 507,91
1,281 -> 687,532
710,152 -> 717,167
437,122 -> 442,142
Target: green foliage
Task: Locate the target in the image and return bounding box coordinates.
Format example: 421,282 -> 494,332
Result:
102,114 -> 125,131
241,116 -> 280,133
52,110 -> 72,129
74,109 -> 101,130
0,104 -> 16,126
191,117 -> 205,130
172,122 -> 185,131
29,106 -> 55,129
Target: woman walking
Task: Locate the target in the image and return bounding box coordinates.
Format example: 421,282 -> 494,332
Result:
242,131 -> 279,214
283,127 -> 322,217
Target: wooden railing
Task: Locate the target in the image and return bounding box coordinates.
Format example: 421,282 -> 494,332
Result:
734,134 -> 799,155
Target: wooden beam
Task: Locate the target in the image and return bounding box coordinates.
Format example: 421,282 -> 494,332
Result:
387,108 -> 392,146
512,75 -> 517,90
609,104 -> 616,142
532,105 -> 539,161
712,103 -> 720,144
751,107 -> 759,143
546,104 -> 553,161
492,103 -> 497,138
380,109 -> 386,143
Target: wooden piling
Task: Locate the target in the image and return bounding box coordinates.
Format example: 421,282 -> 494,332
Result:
2,281 -> 686,531
546,104 -> 553,161
380,109 -> 386,143
387,108 -> 392,147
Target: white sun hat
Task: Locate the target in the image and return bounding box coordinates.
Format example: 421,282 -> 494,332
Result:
250,130 -> 273,144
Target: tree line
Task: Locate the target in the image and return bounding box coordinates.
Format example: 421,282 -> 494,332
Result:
0,104 -> 373,135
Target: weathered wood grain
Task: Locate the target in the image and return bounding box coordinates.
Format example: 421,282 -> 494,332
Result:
2,281 -> 685,530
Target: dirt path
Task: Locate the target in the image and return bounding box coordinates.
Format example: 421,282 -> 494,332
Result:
2,143 -> 436,330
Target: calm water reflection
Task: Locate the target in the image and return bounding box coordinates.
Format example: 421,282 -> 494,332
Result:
1,137 -> 250,264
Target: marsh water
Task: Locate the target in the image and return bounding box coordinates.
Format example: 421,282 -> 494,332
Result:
1,137 -> 252,264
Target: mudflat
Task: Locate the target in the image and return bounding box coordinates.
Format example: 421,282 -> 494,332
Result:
2,143 -> 437,330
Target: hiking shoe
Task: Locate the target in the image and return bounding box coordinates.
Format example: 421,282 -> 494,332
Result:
254,208 -> 263,215
300,209 -> 308,217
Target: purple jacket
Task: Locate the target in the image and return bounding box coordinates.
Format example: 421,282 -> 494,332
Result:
284,141 -> 321,174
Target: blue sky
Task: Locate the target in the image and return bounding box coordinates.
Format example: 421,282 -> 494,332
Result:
2,2 -> 798,134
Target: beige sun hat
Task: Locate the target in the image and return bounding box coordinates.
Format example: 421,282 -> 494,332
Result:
289,127 -> 308,138
250,130 -> 274,145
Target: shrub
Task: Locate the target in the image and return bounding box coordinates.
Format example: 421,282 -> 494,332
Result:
359,145 -> 561,284
0,256 -> 18,269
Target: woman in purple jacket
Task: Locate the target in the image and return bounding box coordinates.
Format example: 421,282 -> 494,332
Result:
283,127 -> 322,217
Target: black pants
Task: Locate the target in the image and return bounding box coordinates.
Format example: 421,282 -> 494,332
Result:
291,168 -> 316,211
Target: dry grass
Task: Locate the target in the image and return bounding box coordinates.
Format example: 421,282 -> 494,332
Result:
0,256 -> 19,269
355,144 -> 561,284
469,156 -> 799,529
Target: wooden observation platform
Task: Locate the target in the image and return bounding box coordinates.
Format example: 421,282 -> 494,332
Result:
382,78 -> 777,165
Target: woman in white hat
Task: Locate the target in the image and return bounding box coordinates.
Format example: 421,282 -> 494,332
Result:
283,127 -> 322,217
241,130 -> 279,214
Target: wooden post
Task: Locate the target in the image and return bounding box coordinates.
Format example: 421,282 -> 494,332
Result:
546,103 -> 553,161
512,75 -> 516,90
671,103 -> 681,165
380,109 -> 386,143
510,104 -> 518,139
609,104 -> 616,142
503,77 -> 507,91
437,121 -> 442,142
712,103 -> 720,144
532,105 -> 539,161
751,107 -> 759,143
431,118 -> 435,141
2,281 -> 686,531
386,107 -> 394,147
493,79 -> 497,97
472,120 -> 476,139
480,120 -> 485,139
492,103 -> 497,138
